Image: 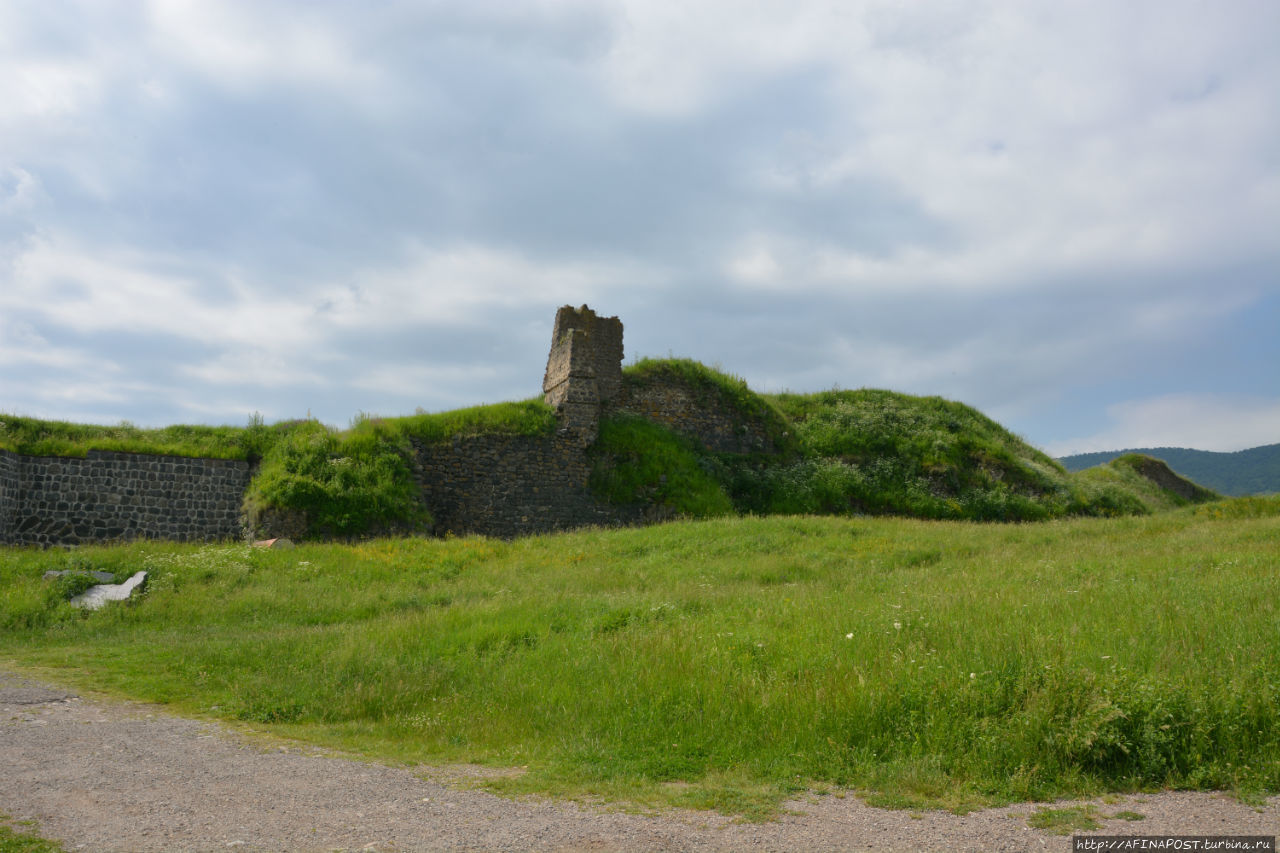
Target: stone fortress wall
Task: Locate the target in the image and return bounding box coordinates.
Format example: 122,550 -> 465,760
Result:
411,434 -> 642,539
620,378 -> 781,456
0,450 -> 18,539
0,449 -> 252,547
0,305 -> 764,545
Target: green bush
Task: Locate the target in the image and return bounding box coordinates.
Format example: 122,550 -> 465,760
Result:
243,419 -> 430,539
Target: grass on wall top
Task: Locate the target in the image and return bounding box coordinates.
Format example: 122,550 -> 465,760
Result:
0,413 -> 272,461
384,399 -> 557,445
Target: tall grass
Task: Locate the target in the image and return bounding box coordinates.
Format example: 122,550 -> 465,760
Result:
3,499 -> 1276,817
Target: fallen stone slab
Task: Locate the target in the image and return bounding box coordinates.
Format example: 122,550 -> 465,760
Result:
69,571 -> 148,610
252,538 -> 294,549
42,569 -> 116,583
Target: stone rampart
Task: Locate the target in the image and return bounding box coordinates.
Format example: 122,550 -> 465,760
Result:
0,449 -> 252,547
412,434 -> 637,538
618,377 -> 781,455
0,450 -> 18,538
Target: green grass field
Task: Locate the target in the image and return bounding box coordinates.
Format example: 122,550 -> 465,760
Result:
3,498 -> 1277,818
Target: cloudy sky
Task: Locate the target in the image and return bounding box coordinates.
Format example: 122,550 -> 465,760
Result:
2,0 -> 1278,456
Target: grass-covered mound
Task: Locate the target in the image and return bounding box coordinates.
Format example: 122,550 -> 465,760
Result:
3,503 -> 1277,817
1063,454 -> 1223,520
757,389 -> 1071,520
590,374 -> 1210,523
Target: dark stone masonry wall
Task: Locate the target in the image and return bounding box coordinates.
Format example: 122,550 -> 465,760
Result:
618,379 -> 781,455
0,451 -> 18,538
412,434 -> 638,539
0,449 -> 252,547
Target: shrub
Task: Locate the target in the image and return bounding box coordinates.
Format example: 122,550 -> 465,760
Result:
243,419 -> 430,539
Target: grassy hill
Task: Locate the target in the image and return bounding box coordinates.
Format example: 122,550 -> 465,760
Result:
1060,444 -> 1280,496
590,367 -> 1218,525
3,503 -> 1278,816
4,361 -> 1221,537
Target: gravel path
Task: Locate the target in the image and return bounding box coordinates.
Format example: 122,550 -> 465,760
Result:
2,670 -> 1276,852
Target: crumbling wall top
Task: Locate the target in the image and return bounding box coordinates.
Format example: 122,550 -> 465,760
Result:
541,305 -> 623,445
542,305 -> 623,406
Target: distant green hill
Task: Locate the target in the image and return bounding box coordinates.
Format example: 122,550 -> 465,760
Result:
1059,444 -> 1280,496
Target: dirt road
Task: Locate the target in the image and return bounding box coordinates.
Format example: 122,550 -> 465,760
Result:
2,670 -> 1276,852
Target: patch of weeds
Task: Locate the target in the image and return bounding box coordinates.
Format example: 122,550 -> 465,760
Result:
1027,805 -> 1102,835
1108,810 -> 1145,821
45,572 -> 102,603
0,813 -> 66,853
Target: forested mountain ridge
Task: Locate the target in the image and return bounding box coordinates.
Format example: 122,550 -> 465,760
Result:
1059,443 -> 1280,496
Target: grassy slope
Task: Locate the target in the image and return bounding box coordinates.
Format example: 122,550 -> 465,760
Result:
594,373 -> 1211,523
765,389 -> 1074,520
3,500 -> 1277,818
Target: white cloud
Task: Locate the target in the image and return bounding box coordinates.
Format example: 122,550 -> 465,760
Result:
1047,394 -> 1280,456
602,0 -> 844,116
323,242 -> 656,330
723,233 -> 786,286
0,316 -> 110,371
5,236 -> 319,348
144,0 -> 380,96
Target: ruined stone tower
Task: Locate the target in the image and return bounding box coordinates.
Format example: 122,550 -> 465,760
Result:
542,305 -> 623,443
